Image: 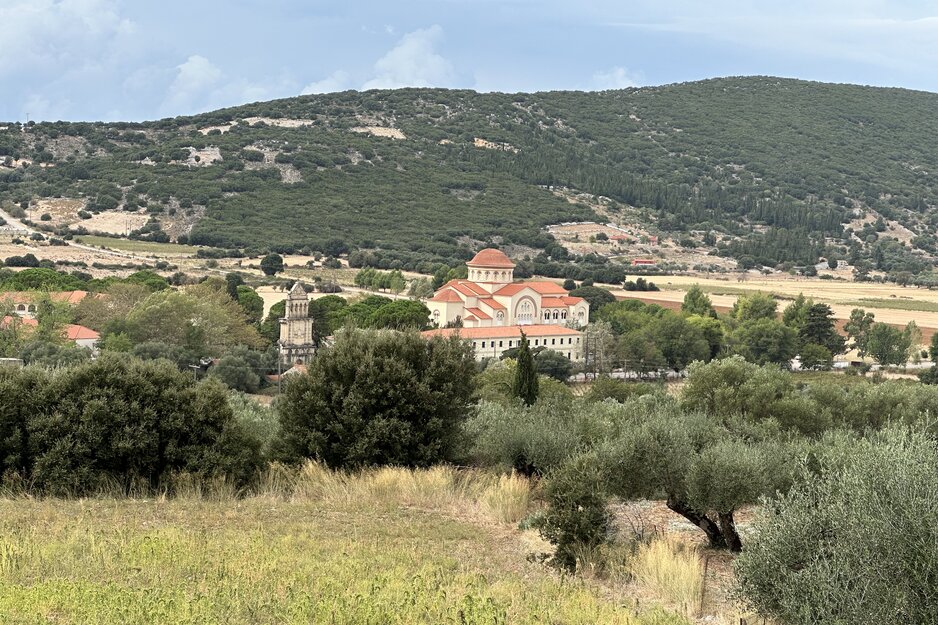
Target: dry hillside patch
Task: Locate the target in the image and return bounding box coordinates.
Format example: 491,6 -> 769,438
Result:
79,210 -> 150,236
351,126 -> 407,140
33,198 -> 86,226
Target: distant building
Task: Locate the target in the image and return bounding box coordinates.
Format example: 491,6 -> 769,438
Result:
279,282 -> 315,366
631,258 -> 657,267
422,248 -> 587,361
65,324 -> 100,351
425,249 -> 589,328
0,291 -> 89,318
422,325 -> 584,362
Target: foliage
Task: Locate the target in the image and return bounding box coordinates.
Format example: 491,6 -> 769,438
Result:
681,285 -> 716,318
736,428 -> 938,625
534,453 -> 611,570
534,348 -> 574,381
0,354 -> 263,495
260,253 -> 284,276
865,322 -> 912,366
583,377 -> 659,404
799,343 -> 833,370
276,330 -> 477,468
569,286 -> 616,320
730,318 -> 798,366
512,332 -> 539,406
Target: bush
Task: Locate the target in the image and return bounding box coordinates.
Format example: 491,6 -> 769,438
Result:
534,453 -> 611,570
276,329 -> 477,468
584,376 -> 659,403
0,354 -> 264,495
736,428 -> 938,624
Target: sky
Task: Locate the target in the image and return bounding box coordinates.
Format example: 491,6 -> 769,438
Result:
2,0 -> 938,122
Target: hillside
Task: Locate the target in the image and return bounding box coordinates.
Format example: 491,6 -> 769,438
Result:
2,76 -> 938,278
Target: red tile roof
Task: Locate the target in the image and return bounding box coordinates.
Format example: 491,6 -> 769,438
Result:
0,290 -> 89,305
541,297 -> 567,308
1,315 -> 38,329
467,248 -> 516,268
479,297 -> 505,310
423,324 -> 582,339
65,324 -> 100,341
465,307 -> 492,320
430,289 -> 463,303
444,279 -> 489,297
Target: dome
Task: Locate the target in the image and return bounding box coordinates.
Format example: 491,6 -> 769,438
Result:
467,248 -> 516,269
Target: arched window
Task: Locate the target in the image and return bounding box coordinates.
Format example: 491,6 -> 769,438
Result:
495,311 -> 505,326
516,299 -> 535,325
561,310 -> 567,320
432,310 -> 440,325
553,310 -> 559,320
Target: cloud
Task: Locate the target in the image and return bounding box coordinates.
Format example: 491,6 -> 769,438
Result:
362,25 -> 455,89
162,55 -> 224,113
301,70 -> 351,95
591,66 -> 641,90
0,0 -> 134,77
607,3 -> 938,72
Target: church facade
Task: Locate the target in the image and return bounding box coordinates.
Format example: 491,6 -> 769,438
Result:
425,249 -> 589,328
423,249 -> 589,362
279,282 -> 316,366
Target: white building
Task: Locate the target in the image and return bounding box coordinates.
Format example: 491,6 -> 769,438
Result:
425,248 -> 589,328
422,324 -> 584,362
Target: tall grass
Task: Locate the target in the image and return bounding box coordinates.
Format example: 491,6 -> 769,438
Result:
254,461 -> 534,525
631,538 -> 704,619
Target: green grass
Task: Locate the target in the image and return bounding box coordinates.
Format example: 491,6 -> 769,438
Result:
0,465 -> 685,625
838,297 -> 938,313
75,235 -> 198,255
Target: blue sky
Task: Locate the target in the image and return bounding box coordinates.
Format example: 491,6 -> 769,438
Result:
2,0 -> 937,121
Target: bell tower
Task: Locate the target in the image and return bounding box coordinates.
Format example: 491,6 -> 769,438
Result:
279,282 -> 315,366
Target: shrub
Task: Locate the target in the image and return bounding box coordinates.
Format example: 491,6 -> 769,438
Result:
534,453 -> 611,570
584,376 -> 659,403
736,428 -> 938,624
0,354 -> 264,495
276,329 -> 477,468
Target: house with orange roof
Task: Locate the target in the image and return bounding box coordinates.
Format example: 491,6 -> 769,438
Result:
425,249 -> 589,329
0,291 -> 90,318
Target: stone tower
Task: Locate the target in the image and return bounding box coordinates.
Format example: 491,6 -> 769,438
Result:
279,282 -> 315,366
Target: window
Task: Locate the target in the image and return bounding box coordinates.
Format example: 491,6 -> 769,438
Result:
561,311 -> 567,320
499,341 -> 503,347
552,338 -> 556,345
482,341 -> 486,348
508,340 -> 513,347
552,310 -> 559,320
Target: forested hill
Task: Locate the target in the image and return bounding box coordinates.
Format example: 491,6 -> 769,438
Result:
2,76 -> 938,274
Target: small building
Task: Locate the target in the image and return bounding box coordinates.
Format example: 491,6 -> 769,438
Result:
0,291 -> 89,318
65,324 -> 100,351
631,258 -> 657,267
279,282 -> 316,366
422,324 -> 584,362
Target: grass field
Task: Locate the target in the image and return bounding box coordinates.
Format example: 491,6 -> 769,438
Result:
0,465 -> 687,625
75,235 -> 199,256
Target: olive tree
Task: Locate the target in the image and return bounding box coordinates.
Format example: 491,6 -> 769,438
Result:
737,428 -> 938,625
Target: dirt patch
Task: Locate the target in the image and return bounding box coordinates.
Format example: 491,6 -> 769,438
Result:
33,198 -> 86,226
473,137 -> 518,153
242,117 -> 314,129
79,211 -> 150,236
351,126 -> 406,140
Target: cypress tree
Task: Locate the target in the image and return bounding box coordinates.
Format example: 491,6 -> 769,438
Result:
512,331 -> 539,406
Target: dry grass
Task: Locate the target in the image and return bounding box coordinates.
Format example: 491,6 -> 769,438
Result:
631,538 -> 705,619
0,464 -> 690,625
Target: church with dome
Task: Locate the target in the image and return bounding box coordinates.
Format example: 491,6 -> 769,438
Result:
422,249 -> 589,362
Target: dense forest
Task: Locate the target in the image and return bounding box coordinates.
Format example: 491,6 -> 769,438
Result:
2,76 -> 938,274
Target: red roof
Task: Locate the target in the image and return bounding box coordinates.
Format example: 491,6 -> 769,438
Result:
479,297 -> 505,310
423,324 -> 582,339
1,315 -> 38,329
430,289 -> 463,303
465,307 -> 492,320
493,281 -> 568,296
467,248 -> 516,268
65,324 -> 100,341
444,279 -> 489,297
632,259 -> 657,266
0,290 -> 89,305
